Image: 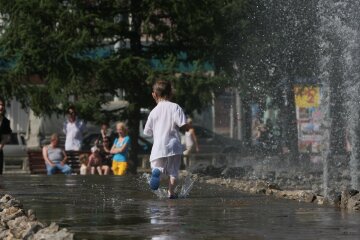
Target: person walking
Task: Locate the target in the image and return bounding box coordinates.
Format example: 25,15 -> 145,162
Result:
144,80 -> 188,199
0,97 -> 12,175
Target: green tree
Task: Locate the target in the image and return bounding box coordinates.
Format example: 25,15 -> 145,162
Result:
0,0 -> 251,172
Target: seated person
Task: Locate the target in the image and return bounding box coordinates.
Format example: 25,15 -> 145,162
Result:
88,146 -> 103,175
79,153 -> 89,175
99,136 -> 112,175
42,133 -> 72,175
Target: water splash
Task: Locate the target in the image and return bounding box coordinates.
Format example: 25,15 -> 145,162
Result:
317,1 -> 332,197
318,0 -> 360,191
141,173 -> 196,199
175,175 -> 196,198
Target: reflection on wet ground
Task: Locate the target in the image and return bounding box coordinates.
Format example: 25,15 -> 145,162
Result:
1,175 -> 360,240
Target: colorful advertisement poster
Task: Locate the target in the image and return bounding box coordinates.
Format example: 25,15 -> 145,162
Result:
294,86 -> 322,153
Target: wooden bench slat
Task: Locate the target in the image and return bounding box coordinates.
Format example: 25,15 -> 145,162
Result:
27,150 -> 90,175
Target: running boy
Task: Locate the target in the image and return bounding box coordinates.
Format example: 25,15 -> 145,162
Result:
144,80 -> 188,199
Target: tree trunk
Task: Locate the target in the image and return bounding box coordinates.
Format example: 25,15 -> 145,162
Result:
130,0 -> 142,56
127,0 -> 143,174
127,103 -> 141,174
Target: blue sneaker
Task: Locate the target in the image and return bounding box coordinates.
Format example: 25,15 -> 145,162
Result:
149,168 -> 161,190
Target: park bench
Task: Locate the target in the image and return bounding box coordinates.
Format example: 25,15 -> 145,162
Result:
27,150 -> 90,175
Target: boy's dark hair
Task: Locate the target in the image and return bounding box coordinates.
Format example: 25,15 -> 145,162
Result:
153,80 -> 172,98
67,105 -> 76,114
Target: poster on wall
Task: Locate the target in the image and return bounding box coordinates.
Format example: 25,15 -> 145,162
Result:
294,85 -> 322,153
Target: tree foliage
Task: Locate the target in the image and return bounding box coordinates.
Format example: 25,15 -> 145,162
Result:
0,0 -> 251,117
0,0 -> 251,171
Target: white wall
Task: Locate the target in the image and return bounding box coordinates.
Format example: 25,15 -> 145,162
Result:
6,99 -> 29,133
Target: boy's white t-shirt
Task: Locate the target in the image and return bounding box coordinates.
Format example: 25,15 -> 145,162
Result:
144,101 -> 186,161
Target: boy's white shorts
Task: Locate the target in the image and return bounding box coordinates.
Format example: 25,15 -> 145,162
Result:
150,155 -> 181,178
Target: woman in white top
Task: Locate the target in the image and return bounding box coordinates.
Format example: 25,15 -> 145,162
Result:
183,118 -> 199,167
63,106 -> 86,151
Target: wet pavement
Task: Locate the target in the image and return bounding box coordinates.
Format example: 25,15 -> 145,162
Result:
0,175 -> 360,240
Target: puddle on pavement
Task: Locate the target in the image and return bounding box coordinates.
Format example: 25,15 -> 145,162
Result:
1,175 -> 360,240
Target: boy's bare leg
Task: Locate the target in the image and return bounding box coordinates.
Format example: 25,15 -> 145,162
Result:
168,176 -> 177,196
91,167 -> 95,175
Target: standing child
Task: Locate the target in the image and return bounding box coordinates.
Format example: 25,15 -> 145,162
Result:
110,122 -> 130,176
144,80 -> 188,199
79,153 -> 89,175
183,118 -> 199,167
